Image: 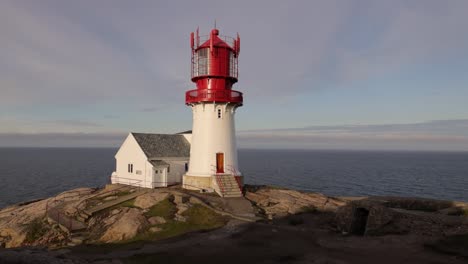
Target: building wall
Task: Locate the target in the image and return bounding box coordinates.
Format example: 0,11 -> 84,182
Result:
167,160 -> 188,184
187,103 -> 240,177
112,133 -> 150,188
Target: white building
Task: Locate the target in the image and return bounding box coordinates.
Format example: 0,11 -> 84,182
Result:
111,132 -> 191,188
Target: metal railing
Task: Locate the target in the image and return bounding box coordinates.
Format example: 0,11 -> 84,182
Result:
186,89 -> 243,105
45,189 -> 95,231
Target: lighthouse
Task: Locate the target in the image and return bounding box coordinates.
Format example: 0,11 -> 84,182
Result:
182,28 -> 243,197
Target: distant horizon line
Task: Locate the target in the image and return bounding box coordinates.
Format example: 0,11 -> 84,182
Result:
0,146 -> 467,154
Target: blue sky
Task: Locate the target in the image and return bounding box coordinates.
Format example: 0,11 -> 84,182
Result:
1,0 -> 468,150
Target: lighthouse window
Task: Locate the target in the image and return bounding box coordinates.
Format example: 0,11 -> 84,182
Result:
197,48 -> 209,76
217,109 -> 222,119
229,51 -> 236,77
128,164 -> 133,173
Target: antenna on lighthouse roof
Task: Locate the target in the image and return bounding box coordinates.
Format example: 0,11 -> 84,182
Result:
214,19 -> 217,29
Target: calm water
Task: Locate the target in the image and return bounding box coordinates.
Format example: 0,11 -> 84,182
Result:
0,148 -> 467,208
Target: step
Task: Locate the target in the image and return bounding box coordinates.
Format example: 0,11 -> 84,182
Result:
222,191 -> 242,195
224,194 -> 243,198
223,192 -> 242,196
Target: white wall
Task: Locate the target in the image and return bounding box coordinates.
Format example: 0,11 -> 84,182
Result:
187,103 -> 241,177
112,133 -> 150,188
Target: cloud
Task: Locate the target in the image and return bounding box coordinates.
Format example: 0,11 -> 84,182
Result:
0,133 -> 126,148
238,119 -> 468,151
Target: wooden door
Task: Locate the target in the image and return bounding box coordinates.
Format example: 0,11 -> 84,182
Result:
216,153 -> 224,173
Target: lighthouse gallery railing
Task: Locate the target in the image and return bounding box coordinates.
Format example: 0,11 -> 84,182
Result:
185,89 -> 243,104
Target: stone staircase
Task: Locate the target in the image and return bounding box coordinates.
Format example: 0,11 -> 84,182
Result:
215,175 -> 242,198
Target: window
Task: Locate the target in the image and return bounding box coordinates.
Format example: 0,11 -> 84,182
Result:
185,163 -> 189,172
217,108 -> 222,119
128,164 -> 133,173
167,165 -> 170,173
196,48 -> 209,76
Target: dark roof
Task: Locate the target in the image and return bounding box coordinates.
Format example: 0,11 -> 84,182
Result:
149,160 -> 169,167
176,130 -> 192,134
131,133 -> 190,158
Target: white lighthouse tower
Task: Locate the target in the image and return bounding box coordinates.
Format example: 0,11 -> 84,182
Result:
182,28 -> 244,197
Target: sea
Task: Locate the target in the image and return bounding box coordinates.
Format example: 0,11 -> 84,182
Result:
0,148 -> 467,208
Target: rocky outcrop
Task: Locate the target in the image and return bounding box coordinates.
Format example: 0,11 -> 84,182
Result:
335,198 -> 468,236
0,188 -> 95,248
133,192 -> 170,209
245,186 -> 346,219
100,208 -> 149,242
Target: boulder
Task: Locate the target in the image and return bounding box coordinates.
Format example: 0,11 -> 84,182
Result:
245,187 -> 346,219
100,208 -> 148,242
134,192 -> 170,209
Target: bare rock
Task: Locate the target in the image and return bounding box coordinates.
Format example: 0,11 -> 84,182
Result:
245,187 -> 346,219
176,204 -> 190,215
149,227 -> 162,233
148,216 -> 166,225
110,209 -> 121,216
134,192 -> 170,209
102,207 -> 129,227
175,215 -> 186,222
100,208 -> 148,242
173,194 -> 189,205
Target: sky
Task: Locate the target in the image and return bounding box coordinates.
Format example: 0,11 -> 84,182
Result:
1,0 -> 468,151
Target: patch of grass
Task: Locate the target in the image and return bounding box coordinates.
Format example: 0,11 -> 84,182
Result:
24,218 -> 48,243
145,199 -> 177,219
127,204 -> 228,244
120,199 -> 139,209
78,204 -> 229,255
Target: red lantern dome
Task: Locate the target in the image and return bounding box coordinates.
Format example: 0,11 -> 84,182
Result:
185,28 -> 243,105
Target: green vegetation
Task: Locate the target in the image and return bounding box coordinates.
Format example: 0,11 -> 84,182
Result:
24,218 -> 48,243
123,204 -> 228,263
119,198 -> 139,209
145,199 -> 177,219
127,203 -> 228,244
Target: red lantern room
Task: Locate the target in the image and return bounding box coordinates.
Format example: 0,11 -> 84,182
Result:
185,28 -> 243,105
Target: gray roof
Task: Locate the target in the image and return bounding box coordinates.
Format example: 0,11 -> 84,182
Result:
131,133 -> 190,158
149,160 -> 169,167
176,130 -> 192,134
